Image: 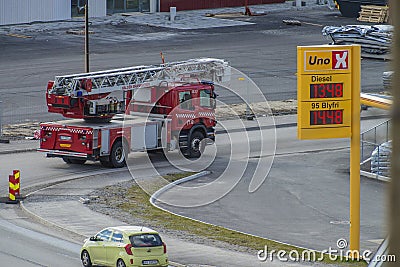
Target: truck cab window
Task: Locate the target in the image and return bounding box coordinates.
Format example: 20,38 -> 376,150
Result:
200,89 -> 212,108
179,91 -> 193,110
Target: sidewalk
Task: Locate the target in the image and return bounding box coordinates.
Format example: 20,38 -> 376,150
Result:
0,139 -> 38,155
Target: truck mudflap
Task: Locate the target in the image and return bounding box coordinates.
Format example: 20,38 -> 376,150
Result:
37,148 -> 88,159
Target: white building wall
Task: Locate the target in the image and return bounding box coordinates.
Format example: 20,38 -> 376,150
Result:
150,0 -> 158,13
0,0 -> 106,26
0,0 -> 70,25
88,0 -> 106,17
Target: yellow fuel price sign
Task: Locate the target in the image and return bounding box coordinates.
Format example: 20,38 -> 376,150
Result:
297,45 -> 362,255
297,45 -> 360,140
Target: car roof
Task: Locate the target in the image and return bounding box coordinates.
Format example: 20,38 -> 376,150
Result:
107,226 -> 158,235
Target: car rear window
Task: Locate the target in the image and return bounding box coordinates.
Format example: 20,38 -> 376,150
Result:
129,234 -> 162,247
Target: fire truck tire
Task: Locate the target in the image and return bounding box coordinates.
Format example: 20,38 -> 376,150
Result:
63,157 -> 72,164
100,157 -> 113,168
63,157 -> 86,165
110,140 -> 127,168
187,130 -> 205,158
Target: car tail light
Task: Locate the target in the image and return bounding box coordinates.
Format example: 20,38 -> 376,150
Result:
41,131 -> 52,142
78,134 -> 87,140
163,242 -> 167,254
124,244 -> 133,255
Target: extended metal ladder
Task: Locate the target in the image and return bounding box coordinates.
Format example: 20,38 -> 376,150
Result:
49,58 -> 230,96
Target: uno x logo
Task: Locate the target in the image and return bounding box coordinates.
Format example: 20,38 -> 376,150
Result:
332,51 -> 348,70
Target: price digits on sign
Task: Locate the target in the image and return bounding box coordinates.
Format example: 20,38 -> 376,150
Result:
310,83 -> 343,98
310,110 -> 343,125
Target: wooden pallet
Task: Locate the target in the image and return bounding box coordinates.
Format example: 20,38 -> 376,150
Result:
358,5 -> 389,23
358,14 -> 384,23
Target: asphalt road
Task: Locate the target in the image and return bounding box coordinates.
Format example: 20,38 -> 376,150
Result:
0,205 -> 81,266
155,113 -> 389,253
0,6 -> 390,124
0,111 -> 389,265
0,150 -> 182,197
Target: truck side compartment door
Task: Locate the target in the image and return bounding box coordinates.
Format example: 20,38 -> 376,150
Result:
100,129 -> 110,156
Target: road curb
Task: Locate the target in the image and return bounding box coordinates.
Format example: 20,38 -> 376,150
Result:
360,170 -> 390,182
150,171 -> 211,205
18,169 -> 186,267
19,200 -> 88,241
18,168 -> 130,240
0,148 -> 37,155
19,200 -> 185,267
150,171 -> 322,256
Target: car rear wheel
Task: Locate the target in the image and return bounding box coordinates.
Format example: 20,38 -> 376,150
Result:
81,250 -> 92,267
116,259 -> 126,267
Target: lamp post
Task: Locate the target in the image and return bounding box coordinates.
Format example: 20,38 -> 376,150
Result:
84,0 -> 89,73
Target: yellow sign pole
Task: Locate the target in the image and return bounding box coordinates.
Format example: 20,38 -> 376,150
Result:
349,45 -> 361,255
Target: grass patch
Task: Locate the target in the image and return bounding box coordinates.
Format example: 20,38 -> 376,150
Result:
108,172 -> 367,266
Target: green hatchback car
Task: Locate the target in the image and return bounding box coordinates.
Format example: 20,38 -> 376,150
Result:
80,226 -> 168,267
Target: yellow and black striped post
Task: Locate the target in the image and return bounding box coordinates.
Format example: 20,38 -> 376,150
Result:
8,170 -> 20,202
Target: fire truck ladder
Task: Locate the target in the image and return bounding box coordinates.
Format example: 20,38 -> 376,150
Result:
49,58 -> 230,97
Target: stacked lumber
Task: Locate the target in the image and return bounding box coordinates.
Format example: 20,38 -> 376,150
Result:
358,5 -> 389,23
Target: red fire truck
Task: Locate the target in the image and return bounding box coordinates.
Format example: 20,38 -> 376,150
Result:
38,58 -> 230,167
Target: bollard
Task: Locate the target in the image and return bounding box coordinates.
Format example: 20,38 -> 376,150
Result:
170,7 -> 176,22
13,170 -> 20,198
8,170 -> 20,203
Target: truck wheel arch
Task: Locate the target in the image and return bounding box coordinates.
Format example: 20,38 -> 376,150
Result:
107,136 -> 129,168
189,124 -> 207,139
110,136 -> 129,152
185,124 -> 207,158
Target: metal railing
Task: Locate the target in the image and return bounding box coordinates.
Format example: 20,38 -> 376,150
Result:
368,237 -> 389,267
360,119 -> 391,181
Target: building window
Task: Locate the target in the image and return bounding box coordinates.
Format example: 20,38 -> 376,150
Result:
106,0 -> 150,13
71,0 -> 86,17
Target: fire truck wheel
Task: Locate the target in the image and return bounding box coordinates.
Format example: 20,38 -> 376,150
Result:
63,157 -> 86,165
188,131 -> 205,158
63,157 -> 72,164
110,140 -> 127,168
100,157 -> 113,168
